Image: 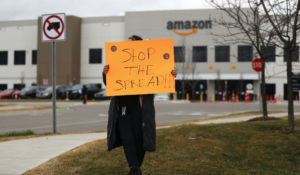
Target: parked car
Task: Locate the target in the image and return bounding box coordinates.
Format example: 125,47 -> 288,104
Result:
154,93 -> 170,101
68,84 -> 83,99
94,89 -> 110,100
68,84 -> 101,99
36,85 -> 71,99
56,85 -> 72,99
19,86 -> 47,99
85,84 -> 102,99
0,89 -> 14,99
35,86 -> 51,99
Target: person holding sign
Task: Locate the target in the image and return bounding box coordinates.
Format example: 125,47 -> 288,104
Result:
103,35 -> 176,175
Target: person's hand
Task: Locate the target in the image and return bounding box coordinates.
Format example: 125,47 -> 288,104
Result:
103,65 -> 110,74
171,69 -> 177,78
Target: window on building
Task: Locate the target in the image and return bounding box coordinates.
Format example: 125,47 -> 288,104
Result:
238,45 -> 253,62
89,49 -> 102,64
284,84 -> 299,100
261,46 -> 276,62
0,84 -> 7,91
32,50 -> 37,65
193,46 -> 207,62
0,51 -> 8,65
215,46 -> 230,62
284,46 -> 299,62
14,50 -> 26,65
13,84 -> 25,90
261,84 -> 276,97
174,47 -> 185,62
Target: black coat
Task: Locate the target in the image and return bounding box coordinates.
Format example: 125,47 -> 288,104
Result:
103,73 -> 156,152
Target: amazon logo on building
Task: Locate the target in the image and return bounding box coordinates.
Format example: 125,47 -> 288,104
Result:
167,20 -> 212,35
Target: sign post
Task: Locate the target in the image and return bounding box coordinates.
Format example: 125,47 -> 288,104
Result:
252,58 -> 262,111
42,13 -> 66,133
52,40 -> 56,133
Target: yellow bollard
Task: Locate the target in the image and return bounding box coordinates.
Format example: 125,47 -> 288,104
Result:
212,94 -> 215,103
186,93 -> 190,101
174,93 -> 177,100
200,94 -> 203,103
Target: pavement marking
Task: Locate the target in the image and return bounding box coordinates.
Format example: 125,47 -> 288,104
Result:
190,112 -> 203,116
207,114 -> 220,117
98,113 -> 108,117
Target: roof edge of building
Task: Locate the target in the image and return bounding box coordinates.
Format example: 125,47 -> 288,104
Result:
125,8 -> 250,15
0,15 -> 124,26
0,19 -> 37,26
82,16 -> 124,23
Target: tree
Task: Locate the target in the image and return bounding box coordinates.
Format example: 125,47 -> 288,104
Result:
176,36 -> 199,100
208,0 -> 276,118
260,0 -> 300,132
185,54 -> 200,100
175,45 -> 187,99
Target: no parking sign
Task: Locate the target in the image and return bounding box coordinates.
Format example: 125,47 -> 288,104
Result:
42,13 -> 66,42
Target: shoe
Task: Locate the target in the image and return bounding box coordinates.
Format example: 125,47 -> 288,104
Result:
137,167 -> 142,175
128,167 -> 142,175
127,168 -> 136,175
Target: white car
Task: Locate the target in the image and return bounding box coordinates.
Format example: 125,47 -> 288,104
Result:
154,93 -> 170,101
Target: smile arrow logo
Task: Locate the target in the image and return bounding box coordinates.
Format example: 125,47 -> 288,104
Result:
173,28 -> 197,35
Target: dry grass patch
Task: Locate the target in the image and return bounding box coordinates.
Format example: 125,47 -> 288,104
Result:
0,106 -> 63,112
0,104 -> 11,107
0,130 -> 107,143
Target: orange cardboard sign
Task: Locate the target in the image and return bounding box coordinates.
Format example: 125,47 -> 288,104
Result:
105,39 -> 175,96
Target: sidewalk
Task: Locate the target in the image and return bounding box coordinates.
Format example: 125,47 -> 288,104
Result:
0,133 -> 106,175
0,112 -> 299,175
157,112 -> 300,129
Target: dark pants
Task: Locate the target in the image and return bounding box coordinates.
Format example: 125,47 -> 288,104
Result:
82,94 -> 87,104
118,112 -> 145,168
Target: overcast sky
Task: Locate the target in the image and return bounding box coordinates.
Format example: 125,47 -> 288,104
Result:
0,0 -> 213,21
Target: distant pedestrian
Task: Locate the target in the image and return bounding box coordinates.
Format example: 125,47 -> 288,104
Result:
103,35 -> 177,175
82,85 -> 87,104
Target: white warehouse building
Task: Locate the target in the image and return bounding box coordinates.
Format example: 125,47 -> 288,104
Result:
0,9 -> 299,101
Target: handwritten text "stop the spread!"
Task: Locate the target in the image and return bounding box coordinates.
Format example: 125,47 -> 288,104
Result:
113,48 -> 174,92
106,39 -> 175,96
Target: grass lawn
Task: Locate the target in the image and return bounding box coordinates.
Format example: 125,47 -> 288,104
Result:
24,117 -> 300,175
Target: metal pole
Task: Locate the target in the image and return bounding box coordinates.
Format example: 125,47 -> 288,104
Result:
258,72 -> 262,112
52,40 -> 57,133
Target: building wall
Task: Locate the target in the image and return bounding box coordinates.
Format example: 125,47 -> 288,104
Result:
0,20 -> 37,89
125,9 -> 259,79
37,16 -> 82,86
264,47 -> 300,98
0,9 -> 299,100
80,16 -> 125,87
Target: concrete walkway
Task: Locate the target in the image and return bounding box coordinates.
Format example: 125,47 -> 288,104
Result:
193,112 -> 300,125
0,112 -> 299,175
0,133 -> 106,175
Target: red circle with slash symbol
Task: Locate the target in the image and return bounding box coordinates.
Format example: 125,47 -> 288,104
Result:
43,15 -> 64,40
